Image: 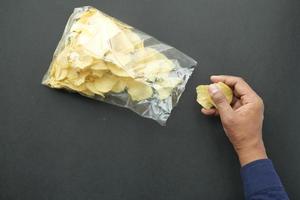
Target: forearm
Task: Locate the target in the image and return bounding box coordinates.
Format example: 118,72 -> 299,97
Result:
241,159 -> 289,200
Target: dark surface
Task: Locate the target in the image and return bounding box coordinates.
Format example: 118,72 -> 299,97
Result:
0,0 -> 299,199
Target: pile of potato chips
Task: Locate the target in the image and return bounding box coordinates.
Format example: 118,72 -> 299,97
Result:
42,6 -> 197,125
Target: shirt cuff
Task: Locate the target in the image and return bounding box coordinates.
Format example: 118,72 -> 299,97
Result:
240,159 -> 283,198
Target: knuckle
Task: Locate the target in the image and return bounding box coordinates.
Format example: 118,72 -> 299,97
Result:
212,92 -> 225,103
255,97 -> 264,108
237,77 -> 244,82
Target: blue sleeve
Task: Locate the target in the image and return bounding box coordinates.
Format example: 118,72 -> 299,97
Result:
240,159 -> 289,200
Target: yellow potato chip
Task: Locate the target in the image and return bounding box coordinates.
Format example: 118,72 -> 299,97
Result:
55,48 -> 71,68
46,78 -> 62,88
67,69 -> 79,80
77,8 -> 98,24
132,48 -> 165,65
107,62 -> 131,77
155,77 -> 182,99
76,31 -> 108,58
91,70 -> 106,78
105,52 -> 132,67
127,79 -> 153,101
111,78 -> 127,93
80,89 -> 95,97
158,77 -> 182,88
75,11 -> 121,58
133,59 -> 174,81
61,79 -> 87,92
196,85 -> 213,109
85,83 -> 104,97
93,74 -> 118,93
123,29 -> 144,49
69,50 -> 93,69
72,70 -> 90,86
54,67 -> 68,81
196,82 -> 233,109
90,60 -> 108,70
110,32 -> 135,53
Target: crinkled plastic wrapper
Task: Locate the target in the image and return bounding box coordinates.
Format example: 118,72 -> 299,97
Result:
42,6 -> 197,125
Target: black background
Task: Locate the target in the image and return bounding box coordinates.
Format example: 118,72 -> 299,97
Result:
1,0 -> 299,199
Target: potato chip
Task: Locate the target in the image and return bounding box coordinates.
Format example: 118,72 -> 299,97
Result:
69,50 -> 94,69
133,59 -> 174,81
72,70 -> 90,86
67,69 -> 79,80
155,77 -> 182,99
91,70 -> 106,78
85,82 -> 104,97
55,48 -> 71,68
76,30 -> 103,57
90,60 -> 108,70
196,82 -> 233,109
123,29 -> 144,49
93,74 -> 118,93
75,11 -> 121,58
132,48 -> 165,65
105,52 -> 132,67
46,77 -> 62,88
77,8 -> 98,24
54,67 -> 68,81
60,79 -> 87,92
107,62 -> 131,77
127,79 -> 153,101
110,32 -> 135,53
111,78 -> 127,93
80,89 -> 95,97
196,85 -> 213,109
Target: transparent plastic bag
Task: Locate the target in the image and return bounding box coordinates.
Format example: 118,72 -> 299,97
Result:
42,6 -> 197,125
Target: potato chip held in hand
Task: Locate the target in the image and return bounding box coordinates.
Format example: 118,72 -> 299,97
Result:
196,82 -> 233,109
42,6 -> 197,125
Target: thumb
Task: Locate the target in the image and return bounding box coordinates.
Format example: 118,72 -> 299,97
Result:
208,84 -> 233,117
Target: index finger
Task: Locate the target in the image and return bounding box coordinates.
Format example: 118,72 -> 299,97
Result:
210,75 -> 256,98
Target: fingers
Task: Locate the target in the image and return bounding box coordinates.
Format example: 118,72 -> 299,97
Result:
201,108 -> 218,116
208,84 -> 233,117
232,100 -> 243,110
210,75 -> 256,98
201,96 -> 241,116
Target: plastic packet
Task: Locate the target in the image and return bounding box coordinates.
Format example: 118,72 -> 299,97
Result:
42,6 -> 197,125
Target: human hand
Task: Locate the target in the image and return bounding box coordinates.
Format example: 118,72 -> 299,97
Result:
201,75 -> 267,166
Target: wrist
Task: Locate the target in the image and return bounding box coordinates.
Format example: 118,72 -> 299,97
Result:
235,140 -> 267,166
